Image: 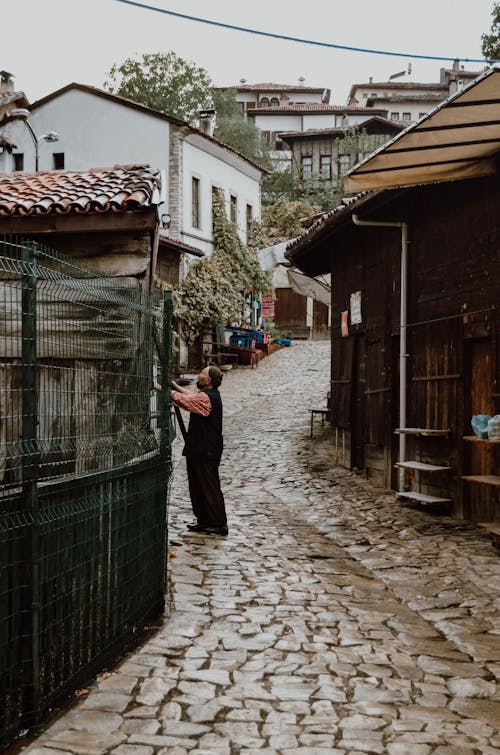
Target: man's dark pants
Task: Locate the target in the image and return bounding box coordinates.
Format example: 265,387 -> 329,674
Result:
186,456 -> 227,528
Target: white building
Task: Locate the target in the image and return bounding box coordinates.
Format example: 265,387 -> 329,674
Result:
217,80 -> 388,158
216,80 -> 331,113
347,61 -> 486,126
0,83 -> 265,257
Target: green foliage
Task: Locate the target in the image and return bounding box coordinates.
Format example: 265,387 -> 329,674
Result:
261,200 -> 318,240
104,51 -> 213,123
175,192 -> 272,344
212,88 -> 273,167
481,3 -> 500,60
261,163 -> 295,205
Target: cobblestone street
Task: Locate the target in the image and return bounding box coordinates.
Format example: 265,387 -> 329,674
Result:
25,341 -> 500,755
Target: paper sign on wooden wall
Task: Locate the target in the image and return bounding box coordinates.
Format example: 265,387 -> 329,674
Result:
350,291 -> 362,324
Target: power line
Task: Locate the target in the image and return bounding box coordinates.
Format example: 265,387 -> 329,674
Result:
114,0 -> 494,64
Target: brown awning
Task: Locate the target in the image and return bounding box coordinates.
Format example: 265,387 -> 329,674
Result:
344,66 -> 500,192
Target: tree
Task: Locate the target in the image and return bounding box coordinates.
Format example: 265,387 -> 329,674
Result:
212,88 -> 273,168
260,200 -> 318,241
104,51 -> 213,123
481,2 -> 500,60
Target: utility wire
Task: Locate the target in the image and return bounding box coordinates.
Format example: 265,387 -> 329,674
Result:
114,0 -> 495,64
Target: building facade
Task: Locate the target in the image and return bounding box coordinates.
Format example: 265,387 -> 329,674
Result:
279,117 -> 403,192
0,83 -> 264,258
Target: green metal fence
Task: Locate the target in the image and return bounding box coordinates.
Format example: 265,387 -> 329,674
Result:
0,236 -> 173,748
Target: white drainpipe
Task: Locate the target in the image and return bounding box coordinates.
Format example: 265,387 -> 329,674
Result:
351,214 -> 409,492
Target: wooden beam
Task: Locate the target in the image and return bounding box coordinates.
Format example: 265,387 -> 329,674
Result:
0,209 -> 158,235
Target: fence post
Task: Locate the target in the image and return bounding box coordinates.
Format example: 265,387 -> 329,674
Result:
21,240 -> 40,722
160,291 -> 173,458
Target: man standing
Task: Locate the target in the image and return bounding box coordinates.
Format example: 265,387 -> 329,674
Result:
171,366 -> 228,536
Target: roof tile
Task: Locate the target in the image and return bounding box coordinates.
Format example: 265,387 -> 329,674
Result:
0,164 -> 161,217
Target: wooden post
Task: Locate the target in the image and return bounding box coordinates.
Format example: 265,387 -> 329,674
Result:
21,240 -> 40,722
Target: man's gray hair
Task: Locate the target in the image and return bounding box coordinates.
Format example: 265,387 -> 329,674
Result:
208,365 -> 223,387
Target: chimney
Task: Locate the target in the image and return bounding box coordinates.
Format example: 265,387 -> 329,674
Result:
369,76 -> 373,84
239,78 -> 247,84
198,109 -> 216,137
298,76 -> 305,86
0,70 -> 15,95
452,58 -> 460,72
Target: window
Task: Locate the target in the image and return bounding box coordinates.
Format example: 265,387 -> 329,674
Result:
339,154 -> 351,177
419,112 -> 427,119
402,112 -> 411,121
362,93 -> 368,98
191,176 -> 200,228
246,204 -> 253,240
236,101 -> 245,113
260,97 -> 269,107
301,155 -> 313,180
52,152 -> 65,170
390,112 -> 400,121
270,97 -> 279,107
230,194 -> 237,224
13,153 -> 24,171
320,155 -> 331,179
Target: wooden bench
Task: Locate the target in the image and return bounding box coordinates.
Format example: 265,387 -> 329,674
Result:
202,341 -> 238,368
310,409 -> 329,438
478,522 -> 500,549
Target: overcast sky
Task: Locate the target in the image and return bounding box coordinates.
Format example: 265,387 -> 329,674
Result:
3,0 -> 496,106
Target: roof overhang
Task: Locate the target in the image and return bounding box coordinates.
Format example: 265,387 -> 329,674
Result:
345,66 -> 500,192
158,233 -> 204,257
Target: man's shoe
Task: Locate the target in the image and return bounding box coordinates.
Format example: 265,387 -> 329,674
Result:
204,525 -> 229,536
186,523 -> 228,536
186,522 -> 207,532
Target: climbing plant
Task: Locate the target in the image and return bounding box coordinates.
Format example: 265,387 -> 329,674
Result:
175,191 -> 272,344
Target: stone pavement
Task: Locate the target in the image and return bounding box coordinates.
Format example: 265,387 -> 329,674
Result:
24,341 -> 500,755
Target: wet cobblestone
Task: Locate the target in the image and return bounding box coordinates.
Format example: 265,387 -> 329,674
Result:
24,342 -> 500,753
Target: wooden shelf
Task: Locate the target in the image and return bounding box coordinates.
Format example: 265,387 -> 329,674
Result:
396,461 -> 452,472
478,522 -> 500,548
397,491 -> 451,504
479,521 -> 500,534
395,428 -> 449,437
462,475 -> 500,487
463,436 -> 500,444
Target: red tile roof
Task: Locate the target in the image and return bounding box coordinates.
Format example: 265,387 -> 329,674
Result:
0,165 -> 161,216
249,103 -> 387,115
216,82 -> 327,93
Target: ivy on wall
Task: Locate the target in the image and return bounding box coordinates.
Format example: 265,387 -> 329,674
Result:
175,191 -> 272,344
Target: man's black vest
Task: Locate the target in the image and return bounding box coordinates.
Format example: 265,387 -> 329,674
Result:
183,387 -> 223,460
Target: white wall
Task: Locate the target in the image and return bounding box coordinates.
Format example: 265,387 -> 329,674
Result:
20,90 -> 170,175
182,139 -> 261,253
253,113 -> 303,131
302,114 -> 335,129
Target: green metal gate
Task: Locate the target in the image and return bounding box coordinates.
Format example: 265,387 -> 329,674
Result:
0,236 -> 173,748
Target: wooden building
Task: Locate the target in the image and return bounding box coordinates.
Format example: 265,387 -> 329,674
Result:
257,240 -> 330,339
286,67 -> 500,524
279,117 -> 403,193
